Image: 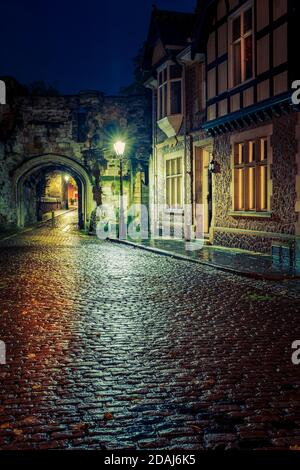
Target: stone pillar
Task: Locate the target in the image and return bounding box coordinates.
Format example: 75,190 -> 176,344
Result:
184,135 -> 193,241
77,183 -> 83,229
61,176 -> 68,210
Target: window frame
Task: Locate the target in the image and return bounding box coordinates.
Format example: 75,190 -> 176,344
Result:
157,62 -> 183,120
165,156 -> 183,211
229,0 -> 255,89
233,137 -> 270,213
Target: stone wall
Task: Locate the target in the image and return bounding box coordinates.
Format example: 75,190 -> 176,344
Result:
0,86 -> 151,230
212,113 -> 299,253
0,142 -> 15,229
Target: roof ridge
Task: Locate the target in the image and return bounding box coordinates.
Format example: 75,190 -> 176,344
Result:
154,9 -> 196,16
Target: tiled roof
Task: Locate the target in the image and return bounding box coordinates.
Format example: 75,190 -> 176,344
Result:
153,9 -> 196,46
143,7 -> 196,70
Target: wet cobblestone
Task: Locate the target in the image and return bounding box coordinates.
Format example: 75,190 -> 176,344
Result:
0,212 -> 300,450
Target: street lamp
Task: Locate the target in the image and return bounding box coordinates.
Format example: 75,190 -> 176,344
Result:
114,141 -> 126,239
114,141 -> 126,157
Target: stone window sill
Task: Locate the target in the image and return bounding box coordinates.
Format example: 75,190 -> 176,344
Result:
229,211 -> 273,218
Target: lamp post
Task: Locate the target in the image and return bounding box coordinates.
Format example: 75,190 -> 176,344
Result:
114,141 -> 126,239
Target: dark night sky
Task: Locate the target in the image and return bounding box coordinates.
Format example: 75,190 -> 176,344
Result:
1,0 -> 196,95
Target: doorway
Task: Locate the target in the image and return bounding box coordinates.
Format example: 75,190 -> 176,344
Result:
193,147 -> 213,237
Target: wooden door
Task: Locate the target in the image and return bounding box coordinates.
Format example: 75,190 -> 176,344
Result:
193,148 -> 211,236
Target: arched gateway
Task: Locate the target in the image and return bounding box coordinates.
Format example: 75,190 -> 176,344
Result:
0,88 -> 151,233
13,154 -> 95,228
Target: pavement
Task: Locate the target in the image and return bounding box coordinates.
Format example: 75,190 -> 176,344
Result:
109,237 -> 300,281
0,208 -> 76,242
0,211 -> 300,450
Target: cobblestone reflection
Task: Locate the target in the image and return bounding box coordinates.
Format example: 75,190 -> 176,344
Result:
0,212 -> 299,450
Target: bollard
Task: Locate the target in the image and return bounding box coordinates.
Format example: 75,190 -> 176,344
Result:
51,210 -> 55,228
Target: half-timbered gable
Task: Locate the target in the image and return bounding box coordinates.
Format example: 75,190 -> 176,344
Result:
195,0 -> 295,134
192,0 -> 300,262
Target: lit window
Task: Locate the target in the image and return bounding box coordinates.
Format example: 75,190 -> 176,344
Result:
158,64 -> 182,119
233,138 -> 269,211
166,157 -> 182,209
231,6 -> 253,87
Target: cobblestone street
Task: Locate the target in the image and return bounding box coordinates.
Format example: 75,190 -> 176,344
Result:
0,211 -> 300,450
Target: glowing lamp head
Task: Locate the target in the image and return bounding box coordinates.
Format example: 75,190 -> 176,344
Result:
64,175 -> 70,183
114,141 -> 126,157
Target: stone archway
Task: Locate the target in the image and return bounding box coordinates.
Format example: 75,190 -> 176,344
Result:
13,154 -> 95,228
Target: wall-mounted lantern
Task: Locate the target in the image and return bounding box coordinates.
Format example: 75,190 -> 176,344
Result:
208,160 -> 216,173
